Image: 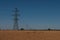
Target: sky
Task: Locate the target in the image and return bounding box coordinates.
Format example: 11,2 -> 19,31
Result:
0,0 -> 60,30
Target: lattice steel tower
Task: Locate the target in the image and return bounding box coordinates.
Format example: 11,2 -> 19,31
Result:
13,8 -> 20,30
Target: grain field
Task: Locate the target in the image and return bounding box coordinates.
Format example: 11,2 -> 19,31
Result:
0,30 -> 60,40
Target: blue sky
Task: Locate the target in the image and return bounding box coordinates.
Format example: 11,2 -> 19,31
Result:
0,0 -> 60,29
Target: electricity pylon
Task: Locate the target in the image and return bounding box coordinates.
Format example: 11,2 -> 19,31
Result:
12,8 -> 20,30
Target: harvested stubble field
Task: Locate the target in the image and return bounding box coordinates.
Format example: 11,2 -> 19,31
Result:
0,30 -> 60,40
